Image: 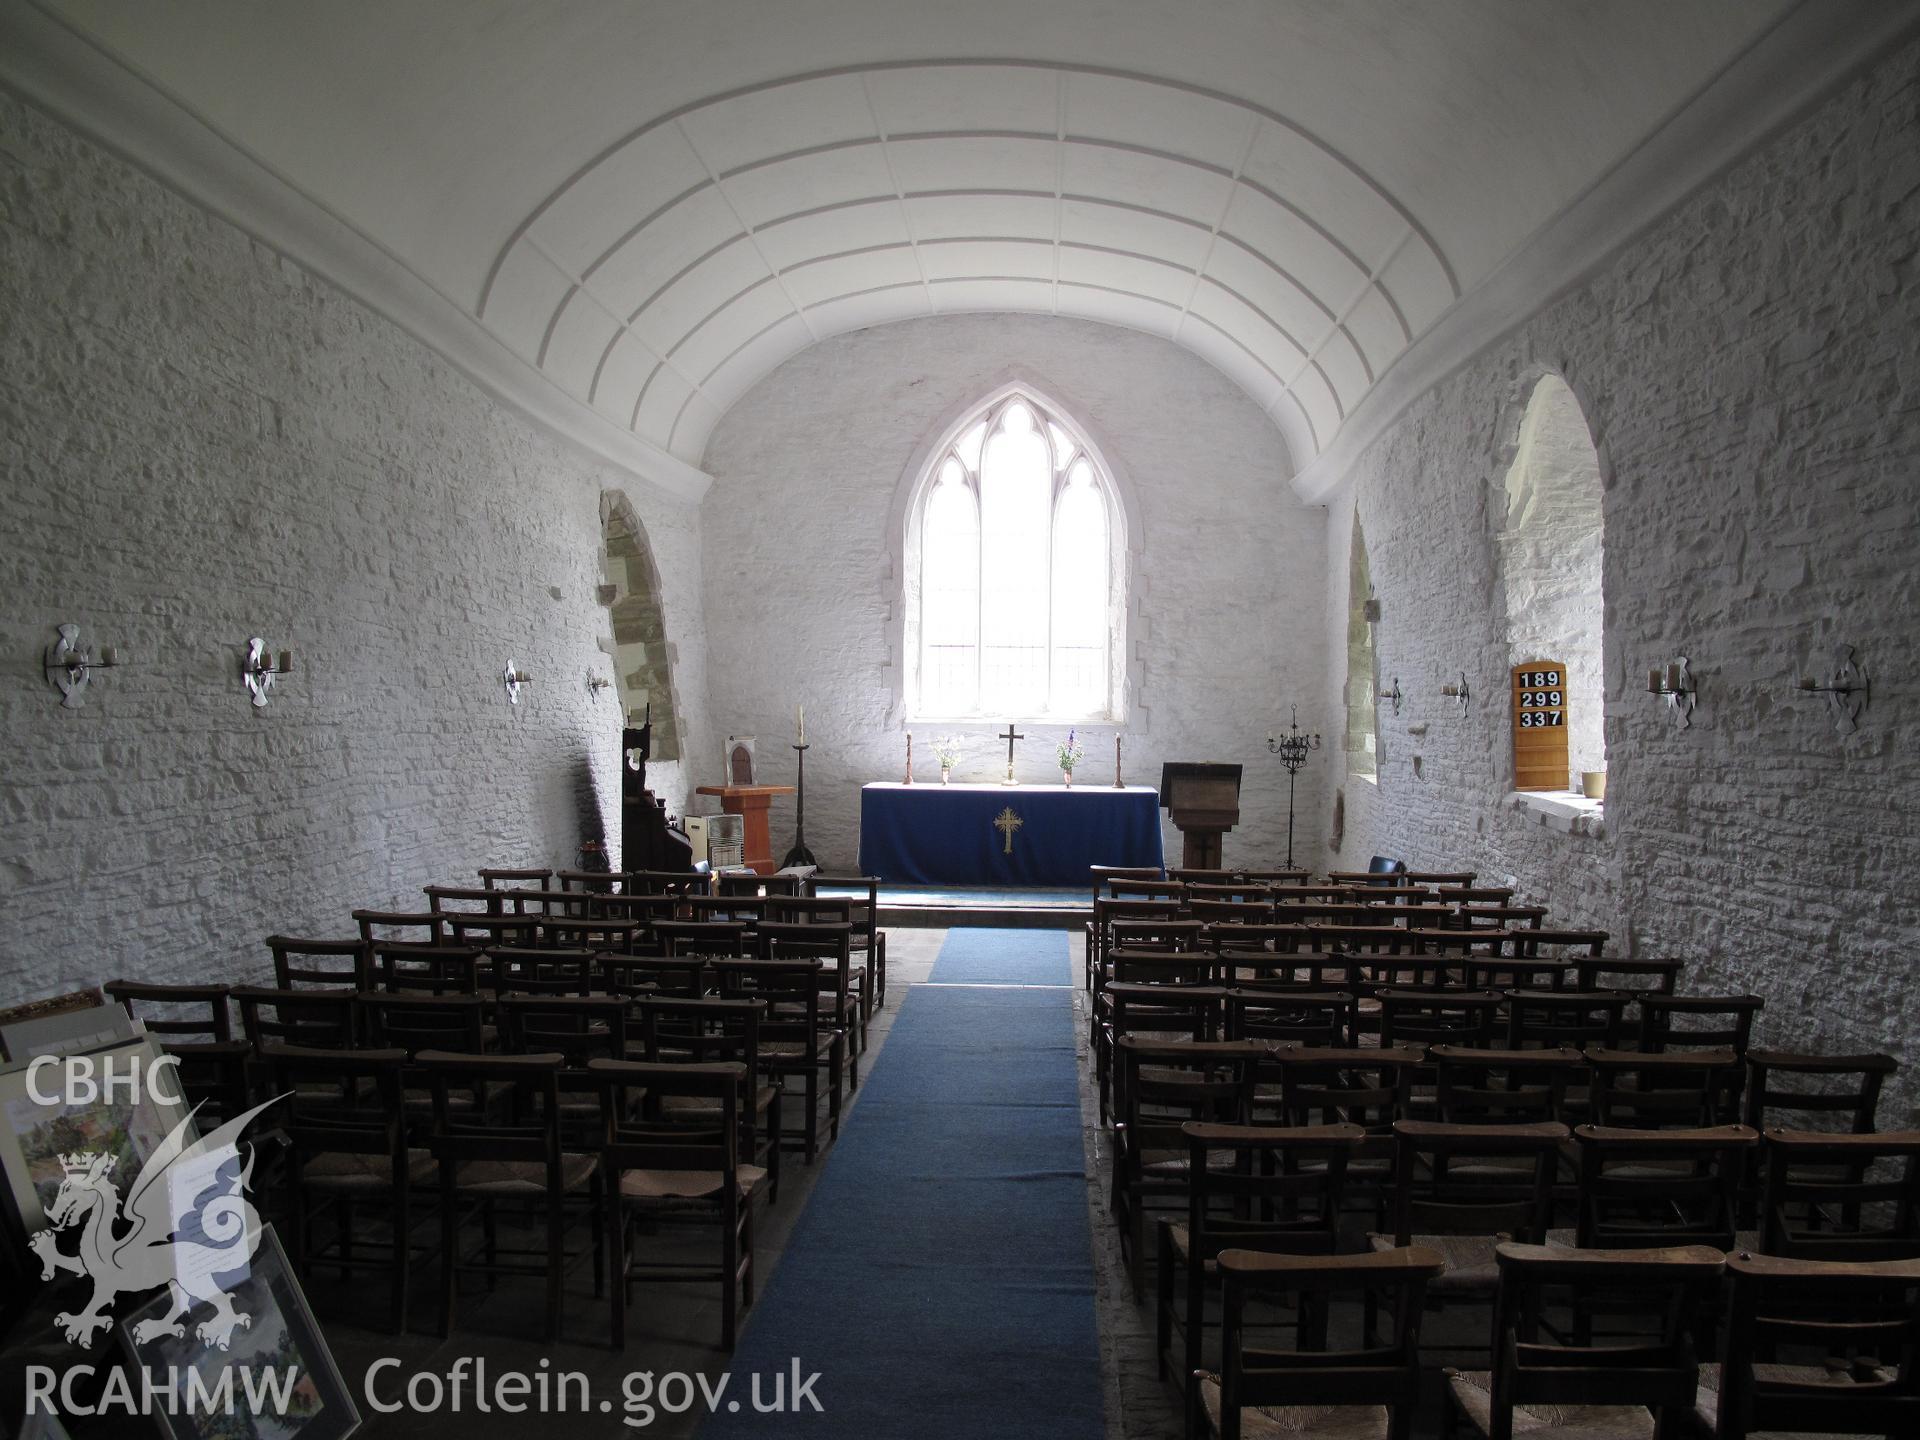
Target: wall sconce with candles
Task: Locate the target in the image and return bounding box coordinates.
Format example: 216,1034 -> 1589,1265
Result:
586,672 -> 613,700
1798,644 -> 1869,733
43,623 -> 122,708
502,660 -> 533,705
1440,672 -> 1471,718
242,638 -> 294,708
1384,676 -> 1404,716
1645,657 -> 1695,729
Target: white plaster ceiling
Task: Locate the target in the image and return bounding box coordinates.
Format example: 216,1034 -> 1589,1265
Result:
31,0 -> 1819,476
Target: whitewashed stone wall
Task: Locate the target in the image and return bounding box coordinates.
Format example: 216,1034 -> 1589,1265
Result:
1327,39 -> 1920,1113
700,314 -> 1326,875
0,91 -> 713,1002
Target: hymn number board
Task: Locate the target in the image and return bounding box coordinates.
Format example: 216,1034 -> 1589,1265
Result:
1512,660 -> 1570,792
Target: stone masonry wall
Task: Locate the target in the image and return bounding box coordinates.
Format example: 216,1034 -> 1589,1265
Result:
1327,39 -> 1920,1114
700,313 -> 1327,874
0,90 -> 713,1001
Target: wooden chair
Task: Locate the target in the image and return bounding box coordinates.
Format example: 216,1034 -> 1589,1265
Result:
1636,993 -> 1765,1056
233,984 -> 359,1050
415,1049 -> 601,1339
1376,988 -> 1505,1051
623,869 -> 713,899
654,919 -> 750,958
1567,1123 -> 1760,1250
359,991 -> 488,1058
633,995 -> 782,1203
1157,1121 -> 1363,1406
478,866 -> 552,890
1758,1129 -> 1920,1260
1224,989 -> 1355,1048
1272,1046 -> 1426,1221
761,921 -> 861,1086
1444,1242 -> 1725,1440
1198,1246 -> 1445,1440
1587,1046 -> 1747,1128
440,911 -> 544,951
1743,1050 -> 1896,1134
1111,1038 -> 1260,1296
807,874 -> 887,1010
1742,1051 -> 1899,1222
422,883 -> 506,916
261,1044 -> 426,1332
1430,1046 -> 1583,1126
1191,898 -> 1278,929
1152,1128 -> 1367,1397
598,953 -> 709,1000
1574,956 -> 1683,995
489,948 -> 598,997
1700,1252 -> 1920,1440
102,980 -> 251,1122
1370,1120 -> 1566,1359
266,934 -> 370,989
1503,928 -> 1610,961
353,909 -> 448,948
592,1058 -> 763,1351
1099,975 -> 1228,1125
1504,988 -> 1633,1052
711,957 -> 838,1162
370,943 -> 484,995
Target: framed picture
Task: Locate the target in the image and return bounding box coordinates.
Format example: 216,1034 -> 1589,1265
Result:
0,1035 -> 193,1235
122,1224 -> 361,1440
0,989 -> 138,1072
725,734 -> 756,785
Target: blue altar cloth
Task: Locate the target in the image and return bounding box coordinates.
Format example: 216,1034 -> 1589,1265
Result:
858,782 -> 1165,887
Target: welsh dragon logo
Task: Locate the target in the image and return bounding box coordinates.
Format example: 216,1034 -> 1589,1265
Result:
27,1097 -> 281,1350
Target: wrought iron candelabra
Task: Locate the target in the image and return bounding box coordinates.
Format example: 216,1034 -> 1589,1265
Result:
1266,705 -> 1322,868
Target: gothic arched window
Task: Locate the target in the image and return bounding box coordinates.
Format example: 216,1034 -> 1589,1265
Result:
908,391 -> 1122,719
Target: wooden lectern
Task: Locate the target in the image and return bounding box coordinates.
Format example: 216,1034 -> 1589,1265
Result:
1159,762 -> 1243,869
694,785 -> 794,875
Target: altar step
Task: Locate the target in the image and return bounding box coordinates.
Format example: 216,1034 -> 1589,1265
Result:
867,885 -> 1089,931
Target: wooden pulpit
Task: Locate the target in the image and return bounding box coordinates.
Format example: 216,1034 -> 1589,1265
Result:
695,785 -> 794,875
1159,762 -> 1243,869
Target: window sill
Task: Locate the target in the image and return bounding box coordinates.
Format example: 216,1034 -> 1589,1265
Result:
1506,789 -> 1605,838
906,713 -> 1117,728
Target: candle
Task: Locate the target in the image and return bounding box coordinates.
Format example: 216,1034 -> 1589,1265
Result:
796,704 -> 805,745
99,646 -> 118,667
278,650 -> 293,674
1666,662 -> 1683,694
1799,676 -> 1818,691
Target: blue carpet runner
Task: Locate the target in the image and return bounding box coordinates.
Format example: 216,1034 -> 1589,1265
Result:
928,926 -> 1076,986
702,928 -> 1102,1438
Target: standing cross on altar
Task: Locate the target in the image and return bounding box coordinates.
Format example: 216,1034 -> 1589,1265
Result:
998,722 -> 1025,786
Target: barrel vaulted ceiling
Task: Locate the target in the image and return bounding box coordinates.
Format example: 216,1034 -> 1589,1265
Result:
17,0 -> 1897,495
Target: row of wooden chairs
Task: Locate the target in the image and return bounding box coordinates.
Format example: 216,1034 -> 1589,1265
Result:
261,1039 -> 766,1348
1193,1241 -> 1920,1440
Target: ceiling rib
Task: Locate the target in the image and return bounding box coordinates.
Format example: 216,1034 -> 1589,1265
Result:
857,72 -> 937,317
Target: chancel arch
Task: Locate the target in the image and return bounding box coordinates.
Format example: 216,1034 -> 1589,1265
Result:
600,490 -> 683,764
1496,373 -> 1607,792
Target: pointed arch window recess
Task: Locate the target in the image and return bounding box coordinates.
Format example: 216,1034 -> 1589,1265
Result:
912,393 -> 1119,720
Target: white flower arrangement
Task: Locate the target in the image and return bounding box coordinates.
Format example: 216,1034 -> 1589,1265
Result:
1055,729 -> 1084,771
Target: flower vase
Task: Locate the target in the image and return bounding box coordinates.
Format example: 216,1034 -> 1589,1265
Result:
940,765 -> 952,785
1062,768 -> 1074,787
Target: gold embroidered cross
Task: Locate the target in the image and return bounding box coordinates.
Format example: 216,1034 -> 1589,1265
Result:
993,806 -> 1024,855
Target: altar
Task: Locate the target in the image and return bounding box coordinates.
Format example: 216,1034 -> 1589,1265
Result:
858,781 -> 1164,887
